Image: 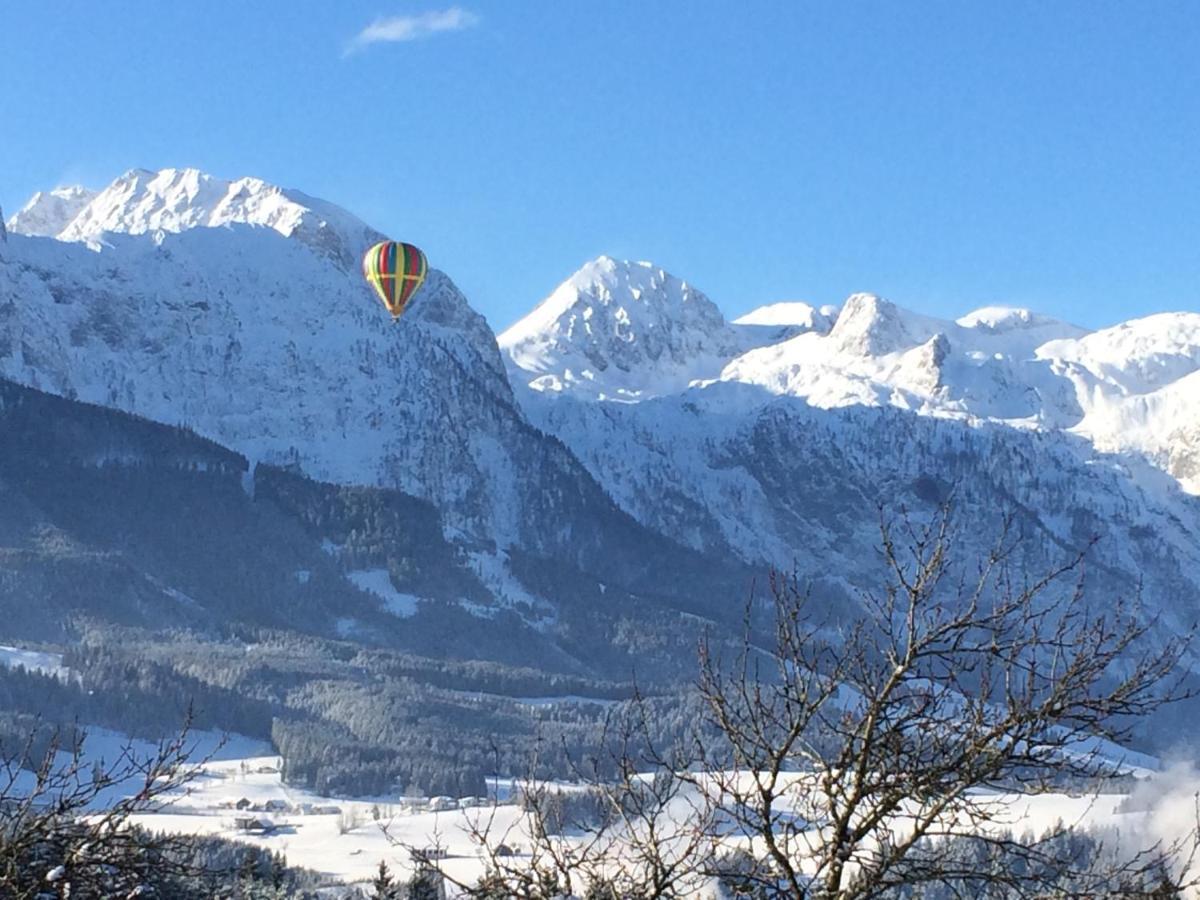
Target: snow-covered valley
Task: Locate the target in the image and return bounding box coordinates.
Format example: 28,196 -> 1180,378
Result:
23,723 -> 1193,895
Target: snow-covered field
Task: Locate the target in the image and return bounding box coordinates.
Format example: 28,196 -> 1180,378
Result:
0,693 -> 1188,894
0,645 -> 68,680
109,748 -> 1198,894
128,753 -> 525,888
346,569 -> 420,618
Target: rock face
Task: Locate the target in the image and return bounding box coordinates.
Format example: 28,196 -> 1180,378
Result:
4,168 -> 1200,672
827,293 -> 918,357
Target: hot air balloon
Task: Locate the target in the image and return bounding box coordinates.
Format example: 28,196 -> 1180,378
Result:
362,241 -> 428,319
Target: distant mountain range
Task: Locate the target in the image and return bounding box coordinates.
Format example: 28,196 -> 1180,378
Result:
3,167 -> 1199,689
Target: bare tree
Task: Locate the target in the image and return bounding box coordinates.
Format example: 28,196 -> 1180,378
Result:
388,711 -> 718,899
0,715 -> 216,899
339,805 -> 366,835
391,508 -> 1200,899
694,509 -> 1198,898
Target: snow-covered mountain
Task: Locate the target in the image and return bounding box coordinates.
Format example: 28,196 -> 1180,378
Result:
0,171 -> 690,584
500,257 -> 1200,649
499,257 -> 750,400
9,168 -> 383,270
6,185 -> 98,238
4,169 -> 1199,670
504,262 -> 1199,493
1037,314 -> 1200,487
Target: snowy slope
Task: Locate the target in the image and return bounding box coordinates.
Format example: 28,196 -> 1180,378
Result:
1035,314 -> 1200,490
503,263 -> 1092,424
1,230 -> 493,469
0,226 -> 574,550
529,379 -> 1200,585
128,749 -> 1178,890
0,645 -> 67,679
733,300 -> 837,331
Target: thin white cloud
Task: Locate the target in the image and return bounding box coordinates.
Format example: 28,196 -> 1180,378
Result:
345,7 -> 480,54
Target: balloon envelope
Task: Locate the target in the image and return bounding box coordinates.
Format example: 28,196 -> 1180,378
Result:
362,241 -> 428,318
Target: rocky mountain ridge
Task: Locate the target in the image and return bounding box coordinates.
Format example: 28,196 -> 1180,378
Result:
3,169 -> 1198,673
502,258 -> 1200,494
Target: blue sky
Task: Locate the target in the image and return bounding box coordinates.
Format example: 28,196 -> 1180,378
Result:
4,1 -> 1198,331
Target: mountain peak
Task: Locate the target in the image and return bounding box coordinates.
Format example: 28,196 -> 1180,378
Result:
563,256 -> 689,297
501,257 -> 740,400
955,306 -> 1086,338
829,292 -> 919,356
18,167 -> 384,269
6,185 -> 99,238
